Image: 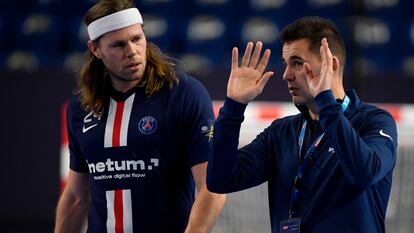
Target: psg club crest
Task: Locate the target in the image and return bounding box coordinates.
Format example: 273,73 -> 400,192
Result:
138,116 -> 157,135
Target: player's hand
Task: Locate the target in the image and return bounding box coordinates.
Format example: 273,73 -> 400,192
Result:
227,41 -> 274,104
304,37 -> 334,97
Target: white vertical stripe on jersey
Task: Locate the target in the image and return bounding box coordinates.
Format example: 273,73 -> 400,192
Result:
106,190 -> 133,233
120,94 -> 135,147
104,98 -> 117,148
123,189 -> 133,233
106,190 -> 116,233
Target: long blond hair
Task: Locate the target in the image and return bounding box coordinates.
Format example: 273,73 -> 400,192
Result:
78,0 -> 178,116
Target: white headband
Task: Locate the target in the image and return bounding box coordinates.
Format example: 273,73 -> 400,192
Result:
87,8 -> 143,40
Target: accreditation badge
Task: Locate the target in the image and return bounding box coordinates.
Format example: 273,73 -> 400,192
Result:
280,217 -> 301,233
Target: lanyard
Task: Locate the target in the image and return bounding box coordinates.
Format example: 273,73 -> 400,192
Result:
288,95 -> 350,218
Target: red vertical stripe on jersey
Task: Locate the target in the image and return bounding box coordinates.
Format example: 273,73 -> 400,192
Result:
61,102 -> 68,145
114,190 -> 124,233
60,102 -> 69,192
112,102 -> 125,147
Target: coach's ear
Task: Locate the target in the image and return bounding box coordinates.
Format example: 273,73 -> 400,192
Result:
332,56 -> 340,74
87,40 -> 102,59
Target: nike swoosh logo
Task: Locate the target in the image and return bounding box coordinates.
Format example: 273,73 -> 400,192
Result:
82,124 -> 98,133
379,130 -> 393,141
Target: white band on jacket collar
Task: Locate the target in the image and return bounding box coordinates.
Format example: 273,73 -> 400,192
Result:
87,8 -> 143,40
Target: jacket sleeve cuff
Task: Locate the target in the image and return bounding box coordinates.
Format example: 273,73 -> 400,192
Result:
315,90 -> 343,129
315,90 -> 338,112
220,97 -> 248,120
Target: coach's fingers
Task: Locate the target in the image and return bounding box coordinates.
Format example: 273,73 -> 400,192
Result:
231,47 -> 239,70
322,38 -> 332,66
257,71 -> 274,92
241,42 -> 253,67
304,62 -> 314,81
249,41 -> 263,68
320,38 -> 333,76
256,49 -> 271,74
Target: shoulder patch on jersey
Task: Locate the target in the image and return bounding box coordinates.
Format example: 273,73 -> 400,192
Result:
202,119 -> 215,142
138,116 -> 157,135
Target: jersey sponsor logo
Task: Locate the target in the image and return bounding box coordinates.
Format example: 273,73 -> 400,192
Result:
138,116 -> 157,135
379,129 -> 393,141
82,111 -> 100,133
328,147 -> 335,154
88,158 -> 160,174
88,158 -> 159,181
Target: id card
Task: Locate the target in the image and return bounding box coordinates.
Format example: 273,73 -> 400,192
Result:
280,217 -> 301,233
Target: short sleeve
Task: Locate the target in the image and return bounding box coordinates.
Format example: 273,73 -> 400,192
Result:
67,99 -> 89,173
173,75 -> 215,167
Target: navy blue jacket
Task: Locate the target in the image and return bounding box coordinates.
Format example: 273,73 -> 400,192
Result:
207,90 -> 398,233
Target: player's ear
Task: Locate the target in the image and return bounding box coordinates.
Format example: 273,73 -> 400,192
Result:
87,40 -> 102,59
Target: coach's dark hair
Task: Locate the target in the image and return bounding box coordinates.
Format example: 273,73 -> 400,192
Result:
280,16 -> 346,72
79,0 -> 178,116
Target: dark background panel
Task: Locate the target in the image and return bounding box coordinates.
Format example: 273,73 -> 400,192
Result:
0,71 -> 74,232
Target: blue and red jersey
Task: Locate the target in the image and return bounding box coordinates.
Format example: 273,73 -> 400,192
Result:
67,74 -> 214,233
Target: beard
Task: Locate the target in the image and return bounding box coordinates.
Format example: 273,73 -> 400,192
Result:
108,68 -> 144,84
111,72 -> 140,82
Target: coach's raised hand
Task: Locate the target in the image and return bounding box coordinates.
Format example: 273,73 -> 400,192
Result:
227,41 -> 274,104
304,37 -> 336,97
